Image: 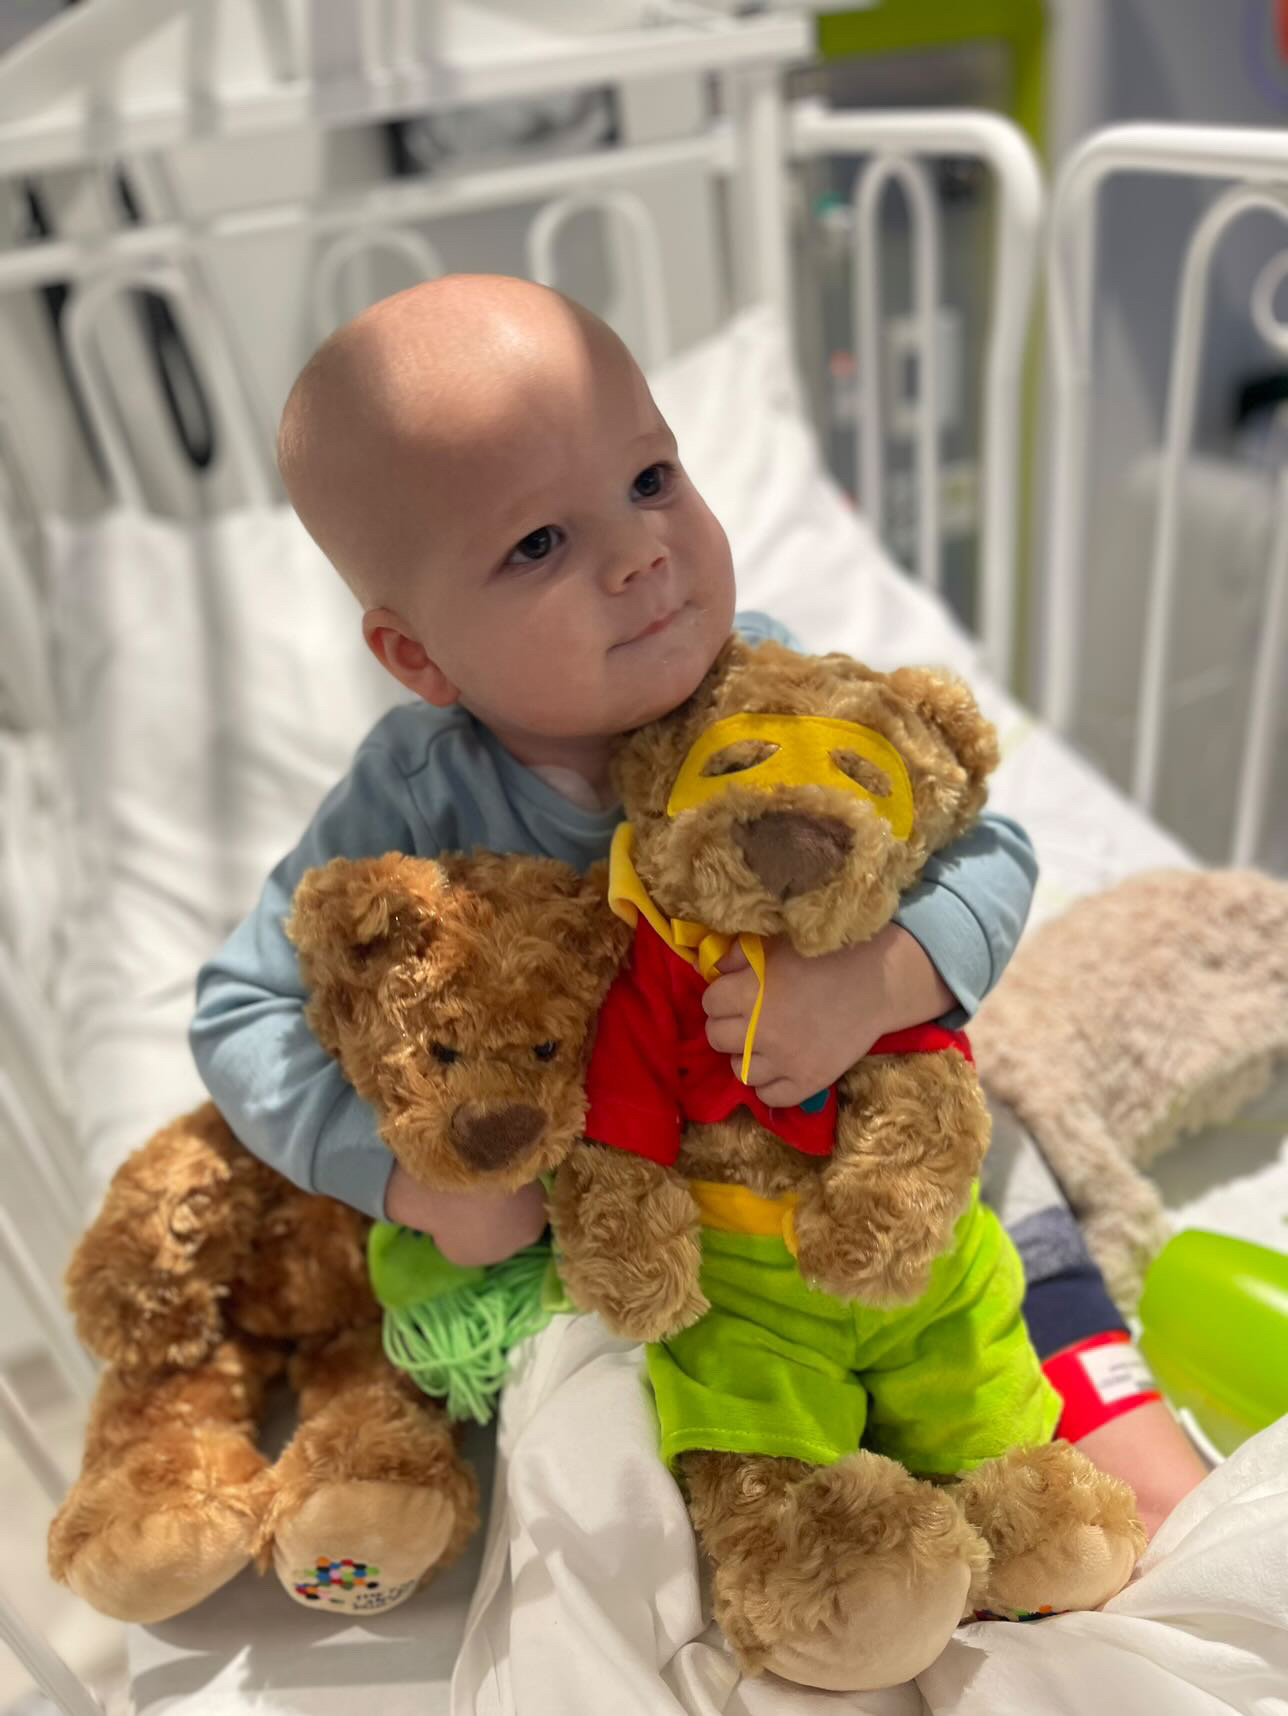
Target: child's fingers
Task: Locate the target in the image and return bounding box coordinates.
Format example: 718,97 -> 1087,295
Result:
730,1052 -> 777,1088
701,968 -> 758,1019
706,1015 -> 751,1056
750,1074 -> 805,1109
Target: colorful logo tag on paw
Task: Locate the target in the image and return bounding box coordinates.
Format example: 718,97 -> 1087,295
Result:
971,1603 -> 1059,1623
287,1556 -> 416,1614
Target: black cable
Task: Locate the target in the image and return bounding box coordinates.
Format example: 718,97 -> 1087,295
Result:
114,170 -> 216,470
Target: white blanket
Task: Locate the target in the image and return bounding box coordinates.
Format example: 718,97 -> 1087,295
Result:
455,1315 -> 1288,1716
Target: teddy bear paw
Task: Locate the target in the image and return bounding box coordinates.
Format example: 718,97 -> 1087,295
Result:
268,1481 -> 461,1616
790,1216 -> 935,1308
48,1428 -> 267,1623
702,1450 -> 988,1692
596,1279 -> 710,1344
956,1442 -> 1145,1622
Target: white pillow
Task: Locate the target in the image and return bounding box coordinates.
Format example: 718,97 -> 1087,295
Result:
47,506 -> 403,1181
650,303 -> 982,678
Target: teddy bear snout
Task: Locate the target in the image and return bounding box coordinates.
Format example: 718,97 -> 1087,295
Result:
449,1102 -> 546,1172
735,810 -> 852,901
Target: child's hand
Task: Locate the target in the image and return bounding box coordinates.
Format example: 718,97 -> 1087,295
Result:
702,923 -> 956,1108
383,1163 -> 548,1266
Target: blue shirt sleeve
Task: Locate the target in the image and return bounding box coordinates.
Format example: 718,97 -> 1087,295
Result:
735,609 -> 1038,1021
189,739 -> 420,1221
894,814 -> 1038,1024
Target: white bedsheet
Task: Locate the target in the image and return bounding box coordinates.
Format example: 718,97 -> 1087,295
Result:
38,306 -> 1284,1714
456,1316 -> 1288,1716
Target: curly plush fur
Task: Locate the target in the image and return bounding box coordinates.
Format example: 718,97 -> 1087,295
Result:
973,866 -> 1288,1309
288,853 -> 629,1191
548,637 -> 1144,1692
50,853 -> 627,1623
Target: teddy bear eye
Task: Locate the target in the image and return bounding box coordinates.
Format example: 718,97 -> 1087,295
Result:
832,749 -> 892,797
431,1042 -> 460,1065
701,739 -> 778,777
532,1040 -> 559,1062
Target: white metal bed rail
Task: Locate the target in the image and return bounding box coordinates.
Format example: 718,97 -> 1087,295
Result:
1045,122 -> 1288,867
0,129 -> 738,515
0,0 -> 809,177
789,104 -> 1044,688
0,1590 -> 104,1716
0,102 -> 1034,677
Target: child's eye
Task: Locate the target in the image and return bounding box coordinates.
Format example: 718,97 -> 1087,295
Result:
631,463 -> 674,502
505,525 -> 564,566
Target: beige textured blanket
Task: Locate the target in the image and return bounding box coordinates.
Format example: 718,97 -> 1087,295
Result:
972,869 -> 1288,1309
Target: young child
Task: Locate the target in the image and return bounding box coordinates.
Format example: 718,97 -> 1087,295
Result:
190,273 -> 1205,1540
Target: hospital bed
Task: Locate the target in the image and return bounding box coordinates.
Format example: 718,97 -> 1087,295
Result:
0,5 -> 1285,1713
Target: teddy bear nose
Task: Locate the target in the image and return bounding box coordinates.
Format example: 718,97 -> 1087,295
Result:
736,811 -> 852,900
450,1102 -> 546,1171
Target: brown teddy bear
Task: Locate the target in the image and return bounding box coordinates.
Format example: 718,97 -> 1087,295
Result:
544,636 -> 1146,1692
48,852 -> 626,1624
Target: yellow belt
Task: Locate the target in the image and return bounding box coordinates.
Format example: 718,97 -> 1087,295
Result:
688,1179 -> 799,1256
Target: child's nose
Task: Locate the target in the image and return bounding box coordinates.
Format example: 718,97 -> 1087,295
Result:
605,540 -> 667,592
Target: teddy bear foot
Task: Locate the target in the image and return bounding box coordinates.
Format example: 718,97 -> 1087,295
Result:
954,1441 -> 1146,1622
683,1448 -> 989,1692
267,1480 -> 461,1615
48,1427 -> 268,1623
760,1539 -> 975,1691
262,1328 -> 481,1614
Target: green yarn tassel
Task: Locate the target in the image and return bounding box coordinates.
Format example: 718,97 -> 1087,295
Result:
368,1222 -> 565,1425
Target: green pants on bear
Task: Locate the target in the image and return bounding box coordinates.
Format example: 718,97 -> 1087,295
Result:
646,1183 -> 1061,1475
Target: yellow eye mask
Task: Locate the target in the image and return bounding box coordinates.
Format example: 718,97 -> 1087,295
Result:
666,712 -> 915,838
607,714 -> 914,1091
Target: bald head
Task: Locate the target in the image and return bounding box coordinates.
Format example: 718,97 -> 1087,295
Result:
277,274 -> 635,607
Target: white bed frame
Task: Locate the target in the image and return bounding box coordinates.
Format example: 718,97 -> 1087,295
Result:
0,6 -> 1285,1711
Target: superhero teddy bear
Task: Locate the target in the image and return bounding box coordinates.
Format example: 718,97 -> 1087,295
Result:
47,854 -> 627,1623
545,635 -> 1146,1693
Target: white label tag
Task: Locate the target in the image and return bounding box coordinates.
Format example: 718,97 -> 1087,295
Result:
1078,1342 -> 1155,1404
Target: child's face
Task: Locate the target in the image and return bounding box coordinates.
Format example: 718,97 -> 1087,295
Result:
379,319 -> 736,743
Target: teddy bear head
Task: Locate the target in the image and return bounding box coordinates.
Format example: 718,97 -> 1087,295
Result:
610,637 -> 998,957
287,851 -> 629,1192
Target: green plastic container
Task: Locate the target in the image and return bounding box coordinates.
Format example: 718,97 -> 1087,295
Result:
1139,1229 -> 1288,1457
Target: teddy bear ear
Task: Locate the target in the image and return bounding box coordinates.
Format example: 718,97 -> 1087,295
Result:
286,853 -> 445,977
886,666 -> 1000,791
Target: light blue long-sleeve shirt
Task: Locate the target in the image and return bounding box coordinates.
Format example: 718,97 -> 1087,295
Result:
189,612 -> 1037,1219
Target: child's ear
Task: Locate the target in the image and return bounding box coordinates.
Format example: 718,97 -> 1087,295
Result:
362,609 -> 459,708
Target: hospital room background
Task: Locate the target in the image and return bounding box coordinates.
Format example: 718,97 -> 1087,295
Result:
0,2 -> 1285,1713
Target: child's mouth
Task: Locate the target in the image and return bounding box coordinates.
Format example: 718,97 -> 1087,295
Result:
621,608 -> 681,647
